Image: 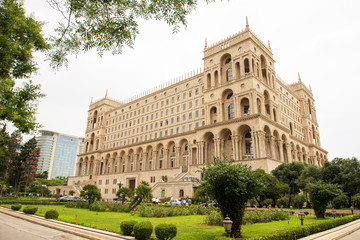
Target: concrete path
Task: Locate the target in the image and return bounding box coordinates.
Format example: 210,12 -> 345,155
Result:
300,218 -> 360,240
0,212 -> 88,240
0,207 -> 133,240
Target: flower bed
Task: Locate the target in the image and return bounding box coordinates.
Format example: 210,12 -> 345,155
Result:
138,204 -> 216,217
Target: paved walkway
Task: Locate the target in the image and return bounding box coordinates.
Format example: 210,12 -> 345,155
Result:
0,207 -> 133,240
0,212 -> 88,240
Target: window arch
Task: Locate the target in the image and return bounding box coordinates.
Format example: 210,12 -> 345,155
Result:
244,59 -> 250,74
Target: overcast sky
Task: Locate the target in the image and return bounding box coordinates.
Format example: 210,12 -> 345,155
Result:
21,0 -> 360,160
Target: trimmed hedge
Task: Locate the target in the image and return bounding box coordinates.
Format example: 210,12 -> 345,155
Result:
251,214 -> 360,240
23,206 -> 38,214
11,204 -> 22,211
120,220 -> 138,236
155,223 -> 177,240
133,221 -> 153,240
1,198 -> 64,206
45,210 -> 59,219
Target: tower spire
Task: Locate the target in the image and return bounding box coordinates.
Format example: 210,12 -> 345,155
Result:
105,89 -> 108,98
298,72 -> 301,82
90,97 -> 93,104
205,38 -> 207,48
245,16 -> 249,30
268,40 -> 271,50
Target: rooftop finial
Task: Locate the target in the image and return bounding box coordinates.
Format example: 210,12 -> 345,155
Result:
90,97 -> 93,104
205,38 -> 207,48
245,16 -> 249,30
105,88 -> 108,98
298,72 -> 301,82
268,40 -> 271,50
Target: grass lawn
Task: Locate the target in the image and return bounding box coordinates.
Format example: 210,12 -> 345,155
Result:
2,205 -> 340,239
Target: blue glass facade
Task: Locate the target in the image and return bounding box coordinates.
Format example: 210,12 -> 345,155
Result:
51,135 -> 80,179
36,130 -> 84,179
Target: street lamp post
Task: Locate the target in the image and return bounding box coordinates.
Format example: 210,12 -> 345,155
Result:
116,181 -> 124,202
9,186 -> 13,196
351,206 -> 354,215
223,216 -> 233,238
298,210 -> 305,226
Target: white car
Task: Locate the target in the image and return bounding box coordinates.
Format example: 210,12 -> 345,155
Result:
166,199 -> 181,205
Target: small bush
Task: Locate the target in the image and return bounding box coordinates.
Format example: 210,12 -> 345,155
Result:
304,211 -> 309,216
45,210 -> 59,219
353,194 -> 360,209
120,220 -> 137,236
155,223 -> 177,240
263,198 -> 273,207
204,211 -> 223,225
278,197 -> 289,207
23,206 -> 38,214
11,204 -> 22,211
133,221 -> 153,240
294,194 -> 307,209
332,194 -> 348,209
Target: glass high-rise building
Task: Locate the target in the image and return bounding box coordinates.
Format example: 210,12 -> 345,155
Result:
36,130 -> 84,179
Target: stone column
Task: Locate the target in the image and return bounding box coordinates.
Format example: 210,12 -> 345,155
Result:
270,136 -> 276,159
257,131 -> 266,158
251,131 -> 258,158
286,143 -> 292,163
175,147 -> 180,168
152,151 -> 158,170
214,138 -> 221,158
277,140 -> 284,162
232,135 -> 240,161
234,96 -> 239,118
164,149 -> 168,169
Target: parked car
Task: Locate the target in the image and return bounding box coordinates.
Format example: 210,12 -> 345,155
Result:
58,195 -> 87,202
205,200 -> 218,207
165,199 -> 181,205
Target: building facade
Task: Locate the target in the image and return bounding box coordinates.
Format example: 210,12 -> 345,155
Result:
36,130 -> 84,179
62,21 -> 327,199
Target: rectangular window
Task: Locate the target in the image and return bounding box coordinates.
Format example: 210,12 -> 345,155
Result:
183,104 -> 186,110
189,112 -> 192,119
183,93 -> 186,99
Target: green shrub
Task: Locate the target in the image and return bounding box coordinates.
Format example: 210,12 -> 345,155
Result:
23,206 -> 38,214
294,194 -> 307,209
45,210 -> 59,219
133,221 -> 153,240
278,197 -> 289,207
263,198 -> 273,207
304,211 -> 309,216
120,220 -> 137,236
155,223 -> 177,240
353,193 -> 360,209
332,194 -> 348,209
11,204 -> 22,211
204,211 -> 223,225
251,214 -> 360,240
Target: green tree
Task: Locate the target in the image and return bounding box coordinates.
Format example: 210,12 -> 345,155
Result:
8,137 -> 37,196
0,0 -> 48,133
322,158 -> 360,204
306,181 -> 341,218
80,184 -> 101,205
129,181 -> 152,211
68,190 -> 75,196
0,125 -> 10,178
116,187 -> 133,205
21,148 -> 40,197
47,0 -> 214,69
272,162 -> 307,206
0,180 -> 7,197
297,164 -> 323,191
200,158 -> 264,238
254,169 -> 289,207
36,171 -> 48,179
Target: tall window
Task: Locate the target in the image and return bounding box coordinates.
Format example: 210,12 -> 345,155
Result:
228,104 -> 235,119
226,68 -> 233,81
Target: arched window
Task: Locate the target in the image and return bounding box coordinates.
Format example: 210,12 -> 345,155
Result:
225,58 -> 231,64
244,59 -> 250,74
226,68 -> 233,81
245,132 -> 253,155
273,109 -> 277,122
179,189 -> 184,198
227,93 -> 233,99
228,104 -> 235,119
207,73 -> 211,89
290,122 -> 293,135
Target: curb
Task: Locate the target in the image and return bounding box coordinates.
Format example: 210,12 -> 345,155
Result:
0,207 -> 134,240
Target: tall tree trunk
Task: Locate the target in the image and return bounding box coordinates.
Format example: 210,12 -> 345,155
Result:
24,185 -> 27,197
130,197 -> 143,211
231,219 -> 242,238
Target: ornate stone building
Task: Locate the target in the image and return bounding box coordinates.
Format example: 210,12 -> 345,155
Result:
55,20 -> 327,199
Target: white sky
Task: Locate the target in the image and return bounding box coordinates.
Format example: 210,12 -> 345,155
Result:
21,0 -> 360,161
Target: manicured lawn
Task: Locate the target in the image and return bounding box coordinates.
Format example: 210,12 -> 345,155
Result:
2,205 -> 341,239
